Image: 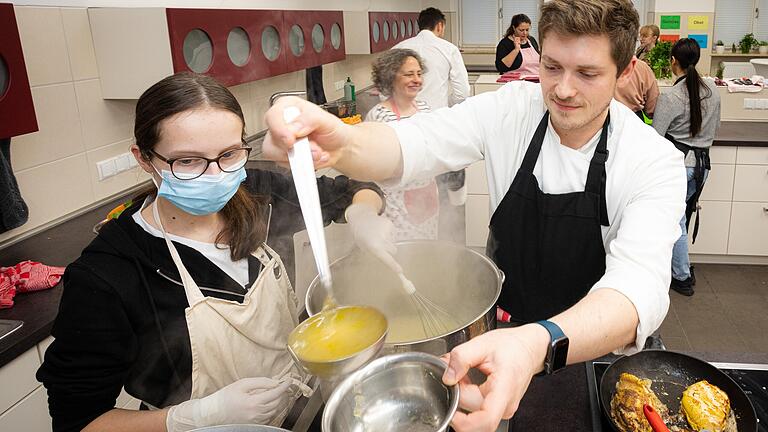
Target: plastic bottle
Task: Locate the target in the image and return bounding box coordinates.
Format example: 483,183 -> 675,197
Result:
343,77 -> 356,102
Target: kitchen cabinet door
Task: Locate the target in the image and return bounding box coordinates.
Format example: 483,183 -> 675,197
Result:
0,3 -> 38,138
166,9 -> 286,86
0,386 -> 50,432
733,164 -> 768,202
699,164 -> 734,202
466,161 -> 488,195
736,147 -> 768,165
688,200 -> 731,255
0,347 -> 40,415
283,11 -> 344,73
465,194 -> 490,247
728,201 -> 768,256
368,12 -> 419,53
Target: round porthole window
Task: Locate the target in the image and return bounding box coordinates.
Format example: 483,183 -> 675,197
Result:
311,24 -> 325,53
412,20 -> 418,35
261,25 -> 281,61
372,21 -> 380,43
400,20 -> 406,38
383,21 -> 389,41
392,20 -> 398,39
407,19 -> 413,36
0,56 -> 9,99
331,23 -> 342,50
227,27 -> 250,67
183,29 -> 213,73
289,25 -> 305,56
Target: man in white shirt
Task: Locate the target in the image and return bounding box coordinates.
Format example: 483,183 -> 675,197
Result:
393,7 -> 470,110
263,0 -> 685,430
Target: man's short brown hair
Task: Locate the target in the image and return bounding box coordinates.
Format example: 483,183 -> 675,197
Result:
539,0 -> 639,76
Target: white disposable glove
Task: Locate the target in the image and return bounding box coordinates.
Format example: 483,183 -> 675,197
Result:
166,378 -> 291,432
345,203 -> 401,274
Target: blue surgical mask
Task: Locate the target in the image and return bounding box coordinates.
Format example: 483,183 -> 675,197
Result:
152,167 -> 246,216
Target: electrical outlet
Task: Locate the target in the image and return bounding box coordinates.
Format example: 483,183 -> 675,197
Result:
97,159 -> 117,180
334,80 -> 345,91
744,99 -> 757,109
758,98 -> 768,109
115,153 -> 131,171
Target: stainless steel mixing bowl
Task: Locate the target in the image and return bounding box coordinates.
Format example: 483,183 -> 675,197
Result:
190,426 -> 290,431
306,240 -> 503,355
287,305 -> 388,380
322,352 -> 459,432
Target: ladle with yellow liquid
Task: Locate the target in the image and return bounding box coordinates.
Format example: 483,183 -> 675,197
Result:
283,107 -> 388,382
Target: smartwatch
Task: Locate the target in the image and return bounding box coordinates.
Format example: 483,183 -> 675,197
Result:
535,320 -> 569,375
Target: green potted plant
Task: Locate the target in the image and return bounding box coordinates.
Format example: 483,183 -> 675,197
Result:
647,41 -> 673,79
759,41 -> 768,55
738,33 -> 758,54
715,61 -> 725,79
715,40 -> 725,54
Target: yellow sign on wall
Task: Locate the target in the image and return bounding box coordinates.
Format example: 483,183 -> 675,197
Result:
688,15 -> 708,30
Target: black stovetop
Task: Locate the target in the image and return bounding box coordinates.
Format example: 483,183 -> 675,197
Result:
586,360 -> 767,432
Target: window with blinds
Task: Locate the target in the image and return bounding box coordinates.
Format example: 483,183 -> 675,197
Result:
460,0 -> 646,47
714,0 -> 762,46
460,0 -> 499,45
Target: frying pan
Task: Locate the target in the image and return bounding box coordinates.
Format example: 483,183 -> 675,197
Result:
599,350 -> 757,432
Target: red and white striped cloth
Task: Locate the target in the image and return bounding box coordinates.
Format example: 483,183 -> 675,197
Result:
0,261 -> 65,309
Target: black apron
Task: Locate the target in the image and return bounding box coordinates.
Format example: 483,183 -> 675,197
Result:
487,111 -> 610,323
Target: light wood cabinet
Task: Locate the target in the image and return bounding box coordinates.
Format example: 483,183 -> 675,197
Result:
465,194 -> 490,248
699,164 -> 734,201
0,386 -> 50,432
688,200 -> 732,255
728,201 -> 768,256
0,347 -> 40,415
736,147 -> 768,165
733,165 -> 768,202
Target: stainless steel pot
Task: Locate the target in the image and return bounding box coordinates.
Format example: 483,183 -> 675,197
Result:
305,240 -> 503,355
190,425 -> 290,432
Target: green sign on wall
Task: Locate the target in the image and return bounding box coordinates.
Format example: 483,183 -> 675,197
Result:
660,15 -> 681,29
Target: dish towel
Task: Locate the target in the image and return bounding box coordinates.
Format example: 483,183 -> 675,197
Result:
0,261 -> 65,309
0,138 -> 29,233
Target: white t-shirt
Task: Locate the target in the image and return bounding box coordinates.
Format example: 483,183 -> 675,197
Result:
389,81 -> 687,353
393,30 -> 470,110
133,197 -> 250,287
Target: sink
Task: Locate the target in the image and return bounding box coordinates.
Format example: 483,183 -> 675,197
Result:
750,58 -> 768,77
0,319 -> 23,341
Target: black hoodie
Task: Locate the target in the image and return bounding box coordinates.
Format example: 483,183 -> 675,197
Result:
36,168 -> 381,432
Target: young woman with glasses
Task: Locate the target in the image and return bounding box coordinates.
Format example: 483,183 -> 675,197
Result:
37,72 -> 392,432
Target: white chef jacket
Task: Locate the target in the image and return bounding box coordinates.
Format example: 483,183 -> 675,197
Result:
393,30 -> 470,110
388,81 -> 687,353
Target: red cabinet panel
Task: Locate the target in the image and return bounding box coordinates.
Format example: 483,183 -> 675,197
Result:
166,8 -> 286,86
369,11 -> 419,53
283,10 -> 345,73
0,3 -> 38,138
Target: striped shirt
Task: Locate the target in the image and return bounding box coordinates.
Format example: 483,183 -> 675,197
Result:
364,100 -> 430,123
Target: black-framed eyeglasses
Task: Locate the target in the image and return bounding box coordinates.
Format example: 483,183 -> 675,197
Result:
150,146 -> 252,180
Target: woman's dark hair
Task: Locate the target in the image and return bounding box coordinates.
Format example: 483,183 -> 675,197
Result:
504,14 -> 531,38
133,72 -> 267,260
671,38 -> 711,137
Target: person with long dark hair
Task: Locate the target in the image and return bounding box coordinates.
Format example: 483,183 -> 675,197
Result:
653,38 -> 721,296
36,72 -> 390,432
495,14 -> 541,74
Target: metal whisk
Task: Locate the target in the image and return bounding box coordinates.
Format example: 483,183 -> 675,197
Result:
396,273 -> 458,337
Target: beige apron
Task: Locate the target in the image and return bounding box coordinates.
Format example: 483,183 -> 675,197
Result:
152,202 -> 311,426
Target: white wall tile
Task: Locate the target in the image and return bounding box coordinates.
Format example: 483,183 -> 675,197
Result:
15,6 -> 72,86
229,82 -> 256,135
0,154 -> 94,243
11,83 -> 84,170
86,139 -> 150,201
61,8 -> 99,81
75,79 -> 135,150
